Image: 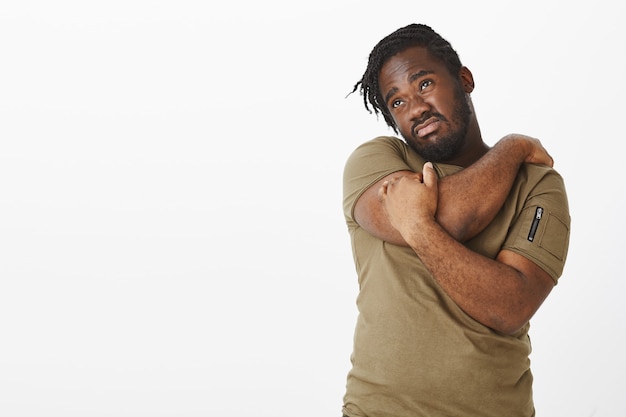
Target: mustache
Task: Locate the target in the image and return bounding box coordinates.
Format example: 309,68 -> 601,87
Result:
411,112 -> 448,134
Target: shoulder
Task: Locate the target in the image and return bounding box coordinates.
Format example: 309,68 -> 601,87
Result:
520,163 -> 566,183
344,136 -> 425,173
347,136 -> 407,159
519,164 -> 569,208
343,136 -> 418,224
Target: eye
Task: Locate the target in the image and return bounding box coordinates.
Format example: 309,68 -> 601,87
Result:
419,79 -> 433,91
391,98 -> 404,109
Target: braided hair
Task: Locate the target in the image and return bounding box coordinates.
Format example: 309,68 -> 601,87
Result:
352,24 -> 463,133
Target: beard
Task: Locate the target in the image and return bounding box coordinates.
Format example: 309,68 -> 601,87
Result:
404,86 -> 472,163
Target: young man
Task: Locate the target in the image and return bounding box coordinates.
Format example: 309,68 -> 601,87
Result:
342,24 -> 570,416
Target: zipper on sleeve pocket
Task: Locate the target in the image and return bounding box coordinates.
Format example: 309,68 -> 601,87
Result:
527,207 -> 543,242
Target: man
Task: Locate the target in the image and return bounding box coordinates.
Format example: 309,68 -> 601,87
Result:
342,24 -> 570,416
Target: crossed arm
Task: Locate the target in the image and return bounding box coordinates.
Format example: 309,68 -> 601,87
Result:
355,135 -> 555,335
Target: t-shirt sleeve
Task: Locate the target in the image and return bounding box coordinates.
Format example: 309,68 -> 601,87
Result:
342,136 -> 425,224
502,167 -> 571,283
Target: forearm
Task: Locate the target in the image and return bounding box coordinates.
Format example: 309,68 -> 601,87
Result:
438,135 -> 545,241
380,160 -> 556,335
354,134 -> 551,246
356,137 -> 527,246
403,219 -> 536,334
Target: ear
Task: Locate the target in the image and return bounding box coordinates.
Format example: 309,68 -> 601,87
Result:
459,66 -> 475,93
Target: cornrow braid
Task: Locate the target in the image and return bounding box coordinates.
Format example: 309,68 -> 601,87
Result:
352,24 -> 463,133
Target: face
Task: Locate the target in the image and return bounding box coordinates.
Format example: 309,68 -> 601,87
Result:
379,46 -> 473,163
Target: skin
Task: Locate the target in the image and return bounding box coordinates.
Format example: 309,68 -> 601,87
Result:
356,46 -> 555,335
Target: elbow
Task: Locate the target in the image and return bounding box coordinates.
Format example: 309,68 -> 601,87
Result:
488,311 -> 532,336
436,209 -> 480,242
491,321 -> 528,336
442,220 -> 473,242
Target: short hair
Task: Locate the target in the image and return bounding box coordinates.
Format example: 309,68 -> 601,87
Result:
352,24 -> 463,132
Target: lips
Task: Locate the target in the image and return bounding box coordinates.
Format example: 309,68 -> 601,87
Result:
414,117 -> 440,138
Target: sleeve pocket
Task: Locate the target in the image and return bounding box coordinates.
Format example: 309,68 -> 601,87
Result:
506,205 -> 571,282
537,212 -> 570,261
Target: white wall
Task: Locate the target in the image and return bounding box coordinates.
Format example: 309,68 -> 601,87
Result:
1,1 -> 624,416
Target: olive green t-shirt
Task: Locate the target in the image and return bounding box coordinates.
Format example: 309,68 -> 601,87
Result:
342,136 -> 570,417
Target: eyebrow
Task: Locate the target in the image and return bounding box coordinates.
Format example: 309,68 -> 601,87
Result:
383,87 -> 399,105
383,70 -> 435,105
409,69 -> 434,83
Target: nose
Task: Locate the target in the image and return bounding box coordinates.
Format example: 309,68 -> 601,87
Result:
408,95 -> 429,120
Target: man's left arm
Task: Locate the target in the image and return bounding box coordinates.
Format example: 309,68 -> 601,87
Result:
379,162 -> 566,335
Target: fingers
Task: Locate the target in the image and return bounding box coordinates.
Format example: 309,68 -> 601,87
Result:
544,148 -> 554,167
378,177 -> 397,201
526,137 -> 554,167
379,170 -> 430,197
422,162 -> 438,189
378,181 -> 388,201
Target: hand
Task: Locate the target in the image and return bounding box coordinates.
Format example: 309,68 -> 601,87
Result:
378,162 -> 439,242
501,134 -> 554,167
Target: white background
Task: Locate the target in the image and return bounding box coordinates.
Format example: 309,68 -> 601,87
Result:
1,1 -> 624,416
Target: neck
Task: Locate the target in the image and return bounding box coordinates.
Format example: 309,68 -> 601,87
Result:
442,118 -> 488,167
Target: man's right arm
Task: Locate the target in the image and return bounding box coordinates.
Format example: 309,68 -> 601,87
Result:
353,134 -> 553,245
